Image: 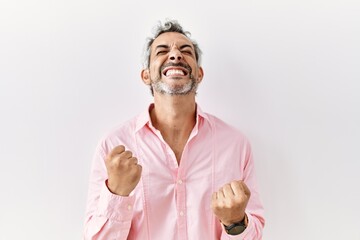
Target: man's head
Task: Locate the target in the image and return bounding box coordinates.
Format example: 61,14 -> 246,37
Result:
141,20 -> 204,96
142,20 -> 202,69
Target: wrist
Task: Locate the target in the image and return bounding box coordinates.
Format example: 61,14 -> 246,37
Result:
222,213 -> 247,227
106,179 -> 130,196
223,214 -> 248,235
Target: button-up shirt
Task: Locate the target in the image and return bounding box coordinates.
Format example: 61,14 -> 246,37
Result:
84,104 -> 265,240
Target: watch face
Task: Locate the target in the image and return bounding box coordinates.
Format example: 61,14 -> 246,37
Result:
227,225 -> 246,235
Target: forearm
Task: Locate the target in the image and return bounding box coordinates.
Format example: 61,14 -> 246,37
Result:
84,216 -> 131,240
83,183 -> 135,240
219,142 -> 265,239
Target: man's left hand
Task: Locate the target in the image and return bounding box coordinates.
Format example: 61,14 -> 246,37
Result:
211,180 -> 251,226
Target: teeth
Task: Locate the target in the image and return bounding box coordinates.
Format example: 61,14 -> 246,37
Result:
166,69 -> 184,76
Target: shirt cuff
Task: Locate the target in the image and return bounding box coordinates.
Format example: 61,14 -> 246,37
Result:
96,181 -> 136,223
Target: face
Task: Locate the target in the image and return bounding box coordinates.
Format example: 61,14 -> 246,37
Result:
142,32 -> 203,96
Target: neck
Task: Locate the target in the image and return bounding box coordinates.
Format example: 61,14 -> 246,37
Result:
151,94 -> 196,133
150,93 -> 197,162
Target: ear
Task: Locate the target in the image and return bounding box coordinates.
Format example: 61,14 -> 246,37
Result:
196,67 -> 204,84
141,69 -> 151,85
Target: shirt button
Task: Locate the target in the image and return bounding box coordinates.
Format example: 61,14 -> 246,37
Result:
179,211 -> 184,216
177,179 -> 183,184
127,205 -> 132,210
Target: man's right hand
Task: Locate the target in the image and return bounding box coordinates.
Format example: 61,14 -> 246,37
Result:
105,145 -> 142,196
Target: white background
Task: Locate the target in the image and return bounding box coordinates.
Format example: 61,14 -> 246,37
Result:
1,0 -> 359,239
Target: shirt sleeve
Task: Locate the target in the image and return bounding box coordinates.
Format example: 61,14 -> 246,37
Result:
220,141 -> 265,240
83,144 -> 135,240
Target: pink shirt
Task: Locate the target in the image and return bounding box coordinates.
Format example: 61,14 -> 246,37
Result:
84,104 -> 265,240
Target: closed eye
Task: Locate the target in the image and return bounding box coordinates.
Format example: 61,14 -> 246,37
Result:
182,51 -> 193,55
156,51 -> 168,55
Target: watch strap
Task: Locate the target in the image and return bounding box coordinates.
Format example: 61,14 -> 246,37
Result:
224,214 -> 248,235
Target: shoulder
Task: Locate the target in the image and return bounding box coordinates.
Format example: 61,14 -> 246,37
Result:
203,112 -> 251,146
96,114 -> 140,155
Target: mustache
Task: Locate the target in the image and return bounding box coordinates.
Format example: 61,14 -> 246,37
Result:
160,62 -> 192,74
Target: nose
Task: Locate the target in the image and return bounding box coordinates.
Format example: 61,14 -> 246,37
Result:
169,49 -> 182,62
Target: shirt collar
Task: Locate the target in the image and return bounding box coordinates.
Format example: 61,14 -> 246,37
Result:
135,103 -> 209,133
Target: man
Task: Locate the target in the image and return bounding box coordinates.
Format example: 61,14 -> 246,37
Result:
84,19 -> 265,239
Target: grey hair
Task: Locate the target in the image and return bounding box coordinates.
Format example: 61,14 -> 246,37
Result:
142,19 -> 202,69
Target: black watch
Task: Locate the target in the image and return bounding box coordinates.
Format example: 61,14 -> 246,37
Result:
224,218 -> 247,235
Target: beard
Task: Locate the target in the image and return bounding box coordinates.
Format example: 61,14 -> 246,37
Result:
151,76 -> 198,95
150,63 -> 199,96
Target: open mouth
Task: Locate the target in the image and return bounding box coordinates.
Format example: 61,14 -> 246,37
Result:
162,67 -> 188,77
160,63 -> 192,78
163,68 -> 188,77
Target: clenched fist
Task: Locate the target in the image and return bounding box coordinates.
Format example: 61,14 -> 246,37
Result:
211,180 -> 251,226
105,145 -> 142,196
